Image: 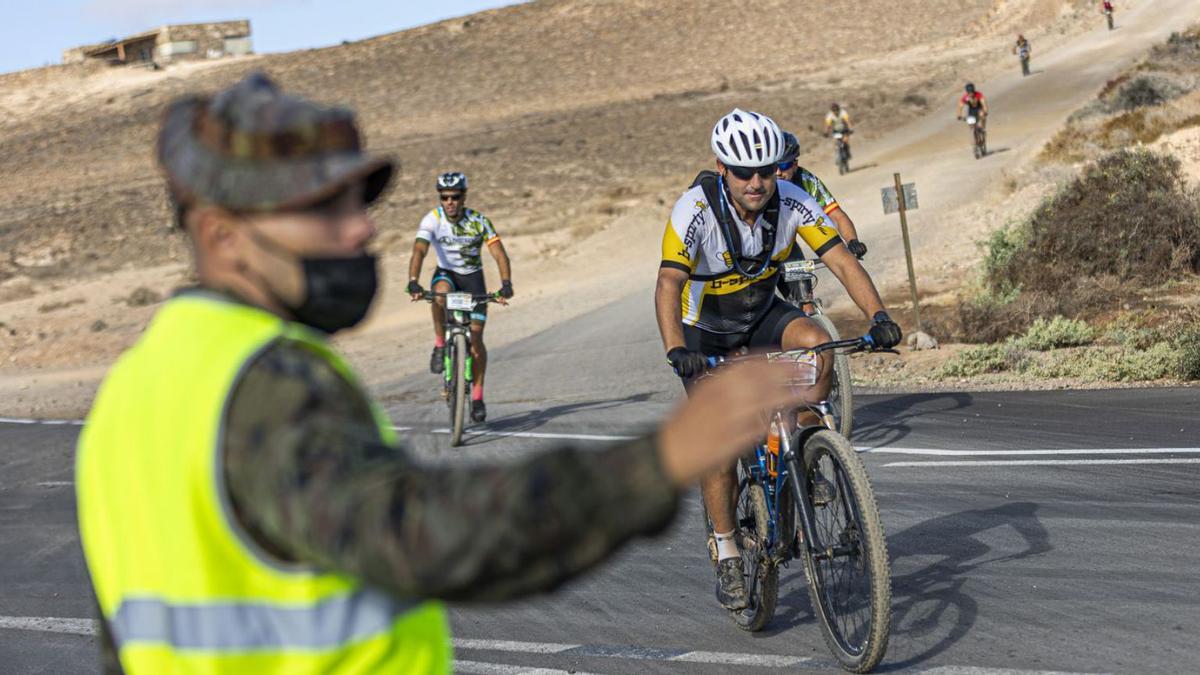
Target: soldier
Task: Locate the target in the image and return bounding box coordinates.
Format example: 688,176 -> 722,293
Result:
76,73 -> 811,674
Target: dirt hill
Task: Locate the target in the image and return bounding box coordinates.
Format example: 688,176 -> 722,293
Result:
0,0 -> 1121,416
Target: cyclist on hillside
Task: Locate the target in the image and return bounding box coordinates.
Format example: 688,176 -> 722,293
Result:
406,172 -> 512,423
956,82 -> 988,128
1013,34 -> 1032,76
655,108 -> 901,611
775,131 -> 867,300
823,102 -> 854,159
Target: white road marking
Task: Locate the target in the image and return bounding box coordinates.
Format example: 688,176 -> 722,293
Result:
35,481 -> 73,488
670,650 -> 813,667
432,428 -> 637,442
454,638 -> 574,654
0,417 -> 84,426
0,616 -> 1104,673
455,661 -> 598,675
861,446 -> 1200,456
885,458 -> 1200,468
0,616 -> 95,636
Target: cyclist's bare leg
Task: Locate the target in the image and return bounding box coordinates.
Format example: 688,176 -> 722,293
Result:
470,320 -> 487,393
431,279 -> 452,344
701,465 -> 738,534
781,316 -> 833,426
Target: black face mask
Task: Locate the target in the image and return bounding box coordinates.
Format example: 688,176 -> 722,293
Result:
242,229 -> 380,334
290,254 -> 379,333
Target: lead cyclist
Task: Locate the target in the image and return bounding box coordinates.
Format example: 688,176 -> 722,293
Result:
654,108 -> 902,612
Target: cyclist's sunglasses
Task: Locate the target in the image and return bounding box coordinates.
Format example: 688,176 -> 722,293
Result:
777,161 -> 795,172
726,164 -> 777,180
439,192 -> 465,202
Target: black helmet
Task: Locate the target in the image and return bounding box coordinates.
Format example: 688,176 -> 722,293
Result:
780,131 -> 800,164
965,82 -> 976,94
436,171 -> 468,191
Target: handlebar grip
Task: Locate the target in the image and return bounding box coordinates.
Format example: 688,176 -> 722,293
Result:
706,356 -> 723,368
862,333 -> 876,348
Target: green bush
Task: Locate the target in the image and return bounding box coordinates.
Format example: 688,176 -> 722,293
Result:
1025,344 -> 1180,381
1013,316 -> 1096,351
939,344 -> 1026,378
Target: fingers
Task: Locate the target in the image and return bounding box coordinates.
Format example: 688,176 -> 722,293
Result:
657,359 -> 812,487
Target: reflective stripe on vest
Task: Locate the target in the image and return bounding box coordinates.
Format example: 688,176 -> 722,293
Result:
77,292 -> 450,674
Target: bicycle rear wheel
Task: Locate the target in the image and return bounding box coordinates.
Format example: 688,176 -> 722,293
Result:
792,430 -> 890,672
449,333 -> 469,447
702,460 -> 778,631
811,314 -> 854,439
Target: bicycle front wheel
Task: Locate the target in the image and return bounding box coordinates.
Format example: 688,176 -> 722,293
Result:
811,314 -> 854,439
793,430 -> 890,672
449,333 -> 469,447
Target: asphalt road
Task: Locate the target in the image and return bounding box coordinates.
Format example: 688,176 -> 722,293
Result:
3,291 -> 1200,674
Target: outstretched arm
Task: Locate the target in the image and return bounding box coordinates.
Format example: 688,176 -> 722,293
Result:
488,240 -> 512,286
655,267 -> 689,353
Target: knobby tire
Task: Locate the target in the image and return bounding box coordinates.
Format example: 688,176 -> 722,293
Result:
811,314 -> 854,439
795,429 -> 891,672
449,332 -> 469,447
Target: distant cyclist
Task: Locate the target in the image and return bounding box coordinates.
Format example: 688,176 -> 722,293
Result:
407,172 -> 513,423
1101,1 -> 1115,29
823,102 -> 854,159
956,82 -> 988,128
655,108 -> 900,612
1013,34 -> 1032,76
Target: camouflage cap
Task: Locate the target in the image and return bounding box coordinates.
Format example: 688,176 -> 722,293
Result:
157,72 -> 393,212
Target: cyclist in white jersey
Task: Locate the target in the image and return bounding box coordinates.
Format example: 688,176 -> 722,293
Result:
407,172 -> 513,422
655,109 -> 901,612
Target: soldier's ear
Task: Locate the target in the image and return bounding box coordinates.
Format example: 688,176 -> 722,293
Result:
190,205 -> 240,258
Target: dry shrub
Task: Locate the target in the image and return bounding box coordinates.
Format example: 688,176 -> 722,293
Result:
988,149 -> 1200,296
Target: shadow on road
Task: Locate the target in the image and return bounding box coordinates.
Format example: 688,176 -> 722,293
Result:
878,501 -> 1052,670
846,162 -> 879,174
984,147 -> 1012,157
852,392 -> 975,448
462,392 -> 656,446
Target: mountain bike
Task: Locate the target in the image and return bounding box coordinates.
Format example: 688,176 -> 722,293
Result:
1017,45 -> 1031,76
700,335 -> 892,672
420,290 -> 502,446
832,130 -> 852,175
780,258 -> 854,439
964,114 -> 987,159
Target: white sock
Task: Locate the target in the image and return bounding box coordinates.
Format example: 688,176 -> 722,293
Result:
714,530 -> 739,561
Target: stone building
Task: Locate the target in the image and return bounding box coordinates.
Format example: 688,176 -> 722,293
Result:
63,21 -> 252,66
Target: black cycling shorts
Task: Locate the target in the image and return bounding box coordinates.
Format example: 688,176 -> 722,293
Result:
431,268 -> 488,322
680,299 -> 808,389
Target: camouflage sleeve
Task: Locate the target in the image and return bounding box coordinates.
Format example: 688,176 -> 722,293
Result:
222,340 -> 679,602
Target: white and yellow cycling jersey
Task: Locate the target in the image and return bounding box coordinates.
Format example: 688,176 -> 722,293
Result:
415,207 -> 500,275
825,109 -> 852,131
661,180 -> 842,334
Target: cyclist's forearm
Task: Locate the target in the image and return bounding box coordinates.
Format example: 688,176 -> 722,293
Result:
488,240 -> 512,282
822,247 -> 886,319
408,240 -> 429,281
655,270 -> 688,351
829,208 -> 860,242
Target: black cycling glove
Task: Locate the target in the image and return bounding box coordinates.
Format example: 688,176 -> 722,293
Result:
667,347 -> 710,379
406,280 -> 424,295
869,311 -> 902,349
846,239 -> 868,259
499,280 -> 514,299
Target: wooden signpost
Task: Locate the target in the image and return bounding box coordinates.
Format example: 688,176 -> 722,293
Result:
880,173 -> 923,333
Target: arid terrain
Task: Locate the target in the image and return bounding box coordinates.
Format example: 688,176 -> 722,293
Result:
2,0 -> 1197,418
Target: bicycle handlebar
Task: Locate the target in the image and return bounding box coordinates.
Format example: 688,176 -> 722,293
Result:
704,334 -> 881,370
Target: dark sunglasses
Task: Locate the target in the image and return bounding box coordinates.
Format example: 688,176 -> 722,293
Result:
777,161 -> 795,172
439,192 -> 465,202
727,164 -> 777,180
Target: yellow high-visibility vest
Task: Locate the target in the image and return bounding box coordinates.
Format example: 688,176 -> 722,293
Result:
77,292 -> 450,674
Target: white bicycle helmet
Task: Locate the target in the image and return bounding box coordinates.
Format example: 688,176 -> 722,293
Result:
710,108 -> 785,167
436,171 -> 468,191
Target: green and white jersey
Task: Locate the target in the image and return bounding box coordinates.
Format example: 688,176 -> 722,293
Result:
416,207 -> 500,274
789,168 -> 840,215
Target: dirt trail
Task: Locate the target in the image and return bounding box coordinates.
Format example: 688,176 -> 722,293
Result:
819,0 -> 1200,318
2,0 -> 1193,417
